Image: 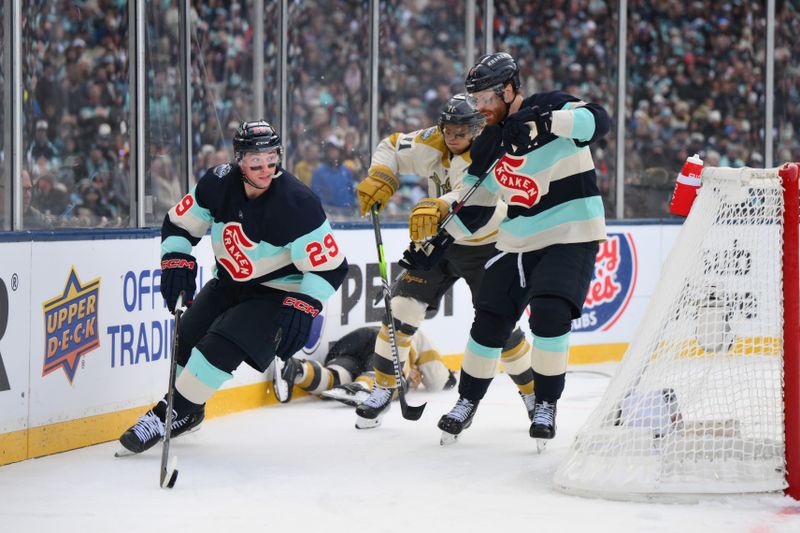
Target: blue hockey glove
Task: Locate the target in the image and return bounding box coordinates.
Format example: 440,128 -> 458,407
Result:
398,233 -> 454,271
274,293 -> 322,360
160,252 -> 197,312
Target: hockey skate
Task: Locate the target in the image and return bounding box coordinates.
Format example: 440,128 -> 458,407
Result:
519,391 -> 537,421
278,357 -> 304,403
321,382 -> 371,407
355,385 -> 393,429
116,400 -> 205,456
443,370 -> 458,390
529,399 -> 557,453
438,396 -> 479,445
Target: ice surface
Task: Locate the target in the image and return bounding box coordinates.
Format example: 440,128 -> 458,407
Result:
1,367 -> 798,533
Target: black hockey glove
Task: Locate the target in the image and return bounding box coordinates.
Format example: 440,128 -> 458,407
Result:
398,233 -> 454,271
502,106 -> 552,148
273,292 -> 322,360
159,252 -> 197,313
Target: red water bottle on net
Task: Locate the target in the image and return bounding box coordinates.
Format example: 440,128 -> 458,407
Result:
669,153 -> 704,216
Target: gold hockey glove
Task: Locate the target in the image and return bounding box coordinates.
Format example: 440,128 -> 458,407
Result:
355,165 -> 399,216
409,197 -> 450,242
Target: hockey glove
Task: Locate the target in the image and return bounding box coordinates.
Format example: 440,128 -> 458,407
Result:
409,197 -> 450,242
502,106 -> 552,148
355,165 -> 400,216
159,252 -> 197,312
398,233 -> 454,271
273,292 -> 322,360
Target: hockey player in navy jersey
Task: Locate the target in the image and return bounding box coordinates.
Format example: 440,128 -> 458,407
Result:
118,120 -> 348,454
403,53 -> 610,445
352,95 -> 536,429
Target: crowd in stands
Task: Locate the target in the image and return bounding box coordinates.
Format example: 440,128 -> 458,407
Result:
5,0 -> 799,230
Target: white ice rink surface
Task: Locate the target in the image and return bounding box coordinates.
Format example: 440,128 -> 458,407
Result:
2,369 -> 799,533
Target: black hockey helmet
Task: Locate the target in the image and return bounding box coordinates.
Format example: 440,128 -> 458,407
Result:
465,52 -> 520,94
438,93 -> 484,132
233,120 -> 282,161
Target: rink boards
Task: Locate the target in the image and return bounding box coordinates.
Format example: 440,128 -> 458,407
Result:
0,223 -> 679,464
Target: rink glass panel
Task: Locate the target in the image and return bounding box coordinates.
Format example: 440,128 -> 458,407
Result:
144,0 -> 184,226
286,0 -> 370,223
22,1 -> 132,229
186,1 -> 279,188
377,0 -> 470,222
623,1 -> 767,218
492,0 -> 620,219
774,1 -> 799,165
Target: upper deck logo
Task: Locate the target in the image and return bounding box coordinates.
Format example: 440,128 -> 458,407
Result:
495,154 -> 540,207
42,268 -> 100,383
573,233 -> 638,332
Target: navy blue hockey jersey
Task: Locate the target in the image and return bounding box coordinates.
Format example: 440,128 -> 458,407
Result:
442,90 -> 610,252
161,163 -> 348,303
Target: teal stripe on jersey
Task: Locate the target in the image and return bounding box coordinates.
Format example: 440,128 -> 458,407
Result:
465,172 -> 500,194
503,196 -> 605,236
570,107 -> 596,142
210,224 -> 287,260
186,188 -> 214,222
299,272 -> 337,301
271,273 -> 304,285
176,364 -> 184,379
533,332 -> 571,353
512,137 -> 586,176
290,221 -> 335,261
467,336 -> 502,359
161,235 -> 193,255
451,216 -> 473,238
186,347 -> 233,389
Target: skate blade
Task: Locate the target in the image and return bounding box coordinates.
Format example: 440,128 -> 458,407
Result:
535,439 -> 549,453
440,431 -> 459,446
114,447 -> 137,458
355,415 -> 382,430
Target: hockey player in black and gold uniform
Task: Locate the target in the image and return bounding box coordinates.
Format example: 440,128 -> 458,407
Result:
281,326 -> 456,407
118,121 -> 348,454
352,94 -> 536,429
404,53 -> 609,446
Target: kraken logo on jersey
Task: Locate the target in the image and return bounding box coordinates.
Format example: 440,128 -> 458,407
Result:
218,223 -> 257,280
495,154 -> 540,207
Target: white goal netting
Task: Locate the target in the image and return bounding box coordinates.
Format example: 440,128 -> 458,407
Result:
555,166 -> 792,499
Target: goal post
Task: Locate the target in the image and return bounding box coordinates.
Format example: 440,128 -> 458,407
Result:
554,163 -> 800,500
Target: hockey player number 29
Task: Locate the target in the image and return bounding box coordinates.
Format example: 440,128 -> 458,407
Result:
306,234 -> 339,267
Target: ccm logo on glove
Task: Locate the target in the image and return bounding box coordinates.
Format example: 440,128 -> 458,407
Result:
161,257 -> 196,270
282,296 -> 320,317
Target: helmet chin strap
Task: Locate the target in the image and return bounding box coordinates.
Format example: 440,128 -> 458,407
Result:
241,174 -> 269,190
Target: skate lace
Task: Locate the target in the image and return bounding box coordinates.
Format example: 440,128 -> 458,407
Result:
532,401 -> 555,426
132,411 -> 165,442
362,386 -> 392,408
520,392 -> 537,413
448,398 -> 475,422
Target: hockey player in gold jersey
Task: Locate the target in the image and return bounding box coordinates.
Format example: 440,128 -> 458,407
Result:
353,94 -> 536,429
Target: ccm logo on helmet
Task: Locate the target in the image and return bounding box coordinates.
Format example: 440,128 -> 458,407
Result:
161,258 -> 196,269
282,296 -> 319,317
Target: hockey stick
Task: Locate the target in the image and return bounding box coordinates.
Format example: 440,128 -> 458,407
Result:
272,330 -> 291,403
372,157 -> 502,304
160,292 -> 185,489
370,205 -> 426,420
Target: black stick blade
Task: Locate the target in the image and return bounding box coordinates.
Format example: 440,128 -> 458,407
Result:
400,396 -> 426,420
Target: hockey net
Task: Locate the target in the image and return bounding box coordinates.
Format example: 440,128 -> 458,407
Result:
555,163 -> 800,500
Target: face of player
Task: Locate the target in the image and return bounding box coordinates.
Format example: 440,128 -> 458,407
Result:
240,150 -> 279,189
442,124 -> 474,155
469,85 -> 511,126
